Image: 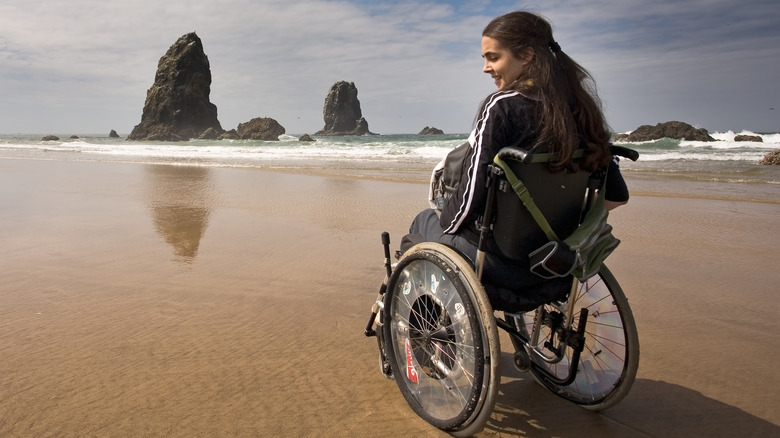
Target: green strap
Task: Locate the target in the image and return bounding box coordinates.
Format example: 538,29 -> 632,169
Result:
491,149 -> 593,243
493,155 -> 560,242
523,149 -> 584,163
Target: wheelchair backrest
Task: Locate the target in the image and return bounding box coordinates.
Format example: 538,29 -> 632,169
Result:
491,158 -> 590,261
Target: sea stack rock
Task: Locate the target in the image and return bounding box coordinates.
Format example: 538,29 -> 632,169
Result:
109,129 -> 120,138
616,121 -> 715,142
127,32 -> 223,141
315,81 -> 375,135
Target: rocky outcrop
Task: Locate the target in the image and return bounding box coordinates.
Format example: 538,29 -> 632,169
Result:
70,135 -> 79,139
218,129 -> 239,140
760,150 -> 780,165
614,121 -> 715,142
214,118 -> 285,140
127,32 -> 223,141
41,135 -> 59,141
315,81 -> 376,135
109,130 -> 120,138
734,134 -> 762,142
299,134 -> 315,142
231,117 -> 285,141
419,126 -> 444,135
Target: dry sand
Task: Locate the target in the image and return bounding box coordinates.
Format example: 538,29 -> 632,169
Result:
1,158 -> 778,437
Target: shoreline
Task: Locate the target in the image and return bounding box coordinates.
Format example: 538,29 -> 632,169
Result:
1,157 -> 778,437
2,152 -> 778,204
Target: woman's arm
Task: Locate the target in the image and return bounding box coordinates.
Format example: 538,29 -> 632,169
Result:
440,91 -> 521,234
604,156 -> 629,210
605,199 -> 628,211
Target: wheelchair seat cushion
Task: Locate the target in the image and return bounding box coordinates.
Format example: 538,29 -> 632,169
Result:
486,275 -> 571,312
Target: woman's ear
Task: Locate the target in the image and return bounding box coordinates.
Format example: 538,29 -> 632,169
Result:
519,47 -> 535,66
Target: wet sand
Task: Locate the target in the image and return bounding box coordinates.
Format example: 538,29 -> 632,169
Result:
1,158 -> 778,437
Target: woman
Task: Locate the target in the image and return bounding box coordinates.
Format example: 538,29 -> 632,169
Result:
404,11 -> 629,311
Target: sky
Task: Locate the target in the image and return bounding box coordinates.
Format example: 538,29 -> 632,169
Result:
1,0 -> 779,135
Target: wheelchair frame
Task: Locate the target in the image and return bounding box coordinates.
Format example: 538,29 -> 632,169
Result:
364,146 -> 640,436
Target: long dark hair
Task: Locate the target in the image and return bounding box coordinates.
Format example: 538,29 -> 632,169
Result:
483,11 -> 612,172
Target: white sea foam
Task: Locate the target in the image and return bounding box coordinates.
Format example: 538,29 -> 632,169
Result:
1,132 -> 778,185
631,151 -> 768,162
710,130 -> 780,144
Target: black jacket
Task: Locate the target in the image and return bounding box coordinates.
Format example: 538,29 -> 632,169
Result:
440,90 -> 629,236
441,90 -> 539,235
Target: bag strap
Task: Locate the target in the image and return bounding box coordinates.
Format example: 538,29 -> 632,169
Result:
492,155 -> 560,242
491,148 -> 602,243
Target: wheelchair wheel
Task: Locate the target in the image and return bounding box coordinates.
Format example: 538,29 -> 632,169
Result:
505,265 -> 639,411
382,242 -> 500,437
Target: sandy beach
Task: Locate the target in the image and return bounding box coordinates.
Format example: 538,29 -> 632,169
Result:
1,157 -> 778,437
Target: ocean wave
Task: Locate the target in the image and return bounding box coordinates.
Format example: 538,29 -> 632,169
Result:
710,130 -> 780,143
2,133 -> 779,186
627,151 -> 769,162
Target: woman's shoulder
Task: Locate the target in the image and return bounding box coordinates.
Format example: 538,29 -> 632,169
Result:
484,89 -> 538,101
480,90 -> 537,114
480,91 -> 539,130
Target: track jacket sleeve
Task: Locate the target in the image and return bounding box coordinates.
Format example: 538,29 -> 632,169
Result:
605,156 -> 629,202
440,91 -> 535,234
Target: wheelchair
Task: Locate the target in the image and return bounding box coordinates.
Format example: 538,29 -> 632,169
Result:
364,146 -> 640,436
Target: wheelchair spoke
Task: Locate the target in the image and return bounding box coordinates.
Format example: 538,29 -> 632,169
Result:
508,266 -> 638,410
383,249 -> 498,428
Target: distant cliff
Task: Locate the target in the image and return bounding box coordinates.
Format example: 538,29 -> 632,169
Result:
128,33 -> 223,141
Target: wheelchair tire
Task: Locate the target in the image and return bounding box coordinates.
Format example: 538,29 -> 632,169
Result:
505,265 -> 639,411
382,242 -> 500,436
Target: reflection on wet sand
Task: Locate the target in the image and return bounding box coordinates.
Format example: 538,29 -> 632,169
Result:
144,165 -> 216,262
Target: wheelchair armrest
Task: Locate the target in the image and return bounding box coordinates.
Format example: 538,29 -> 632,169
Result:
610,145 -> 639,161
496,147 -> 533,164
497,145 -> 639,164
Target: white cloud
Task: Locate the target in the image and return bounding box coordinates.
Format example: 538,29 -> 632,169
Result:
1,0 -> 778,134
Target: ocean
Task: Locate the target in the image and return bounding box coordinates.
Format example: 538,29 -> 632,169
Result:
1,131 -> 778,200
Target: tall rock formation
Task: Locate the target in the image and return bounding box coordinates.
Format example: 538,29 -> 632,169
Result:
128,32 -> 222,141
315,81 -> 375,135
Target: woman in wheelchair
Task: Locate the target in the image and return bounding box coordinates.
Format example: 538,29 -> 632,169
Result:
403,10 -> 629,313
368,11 -> 639,437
